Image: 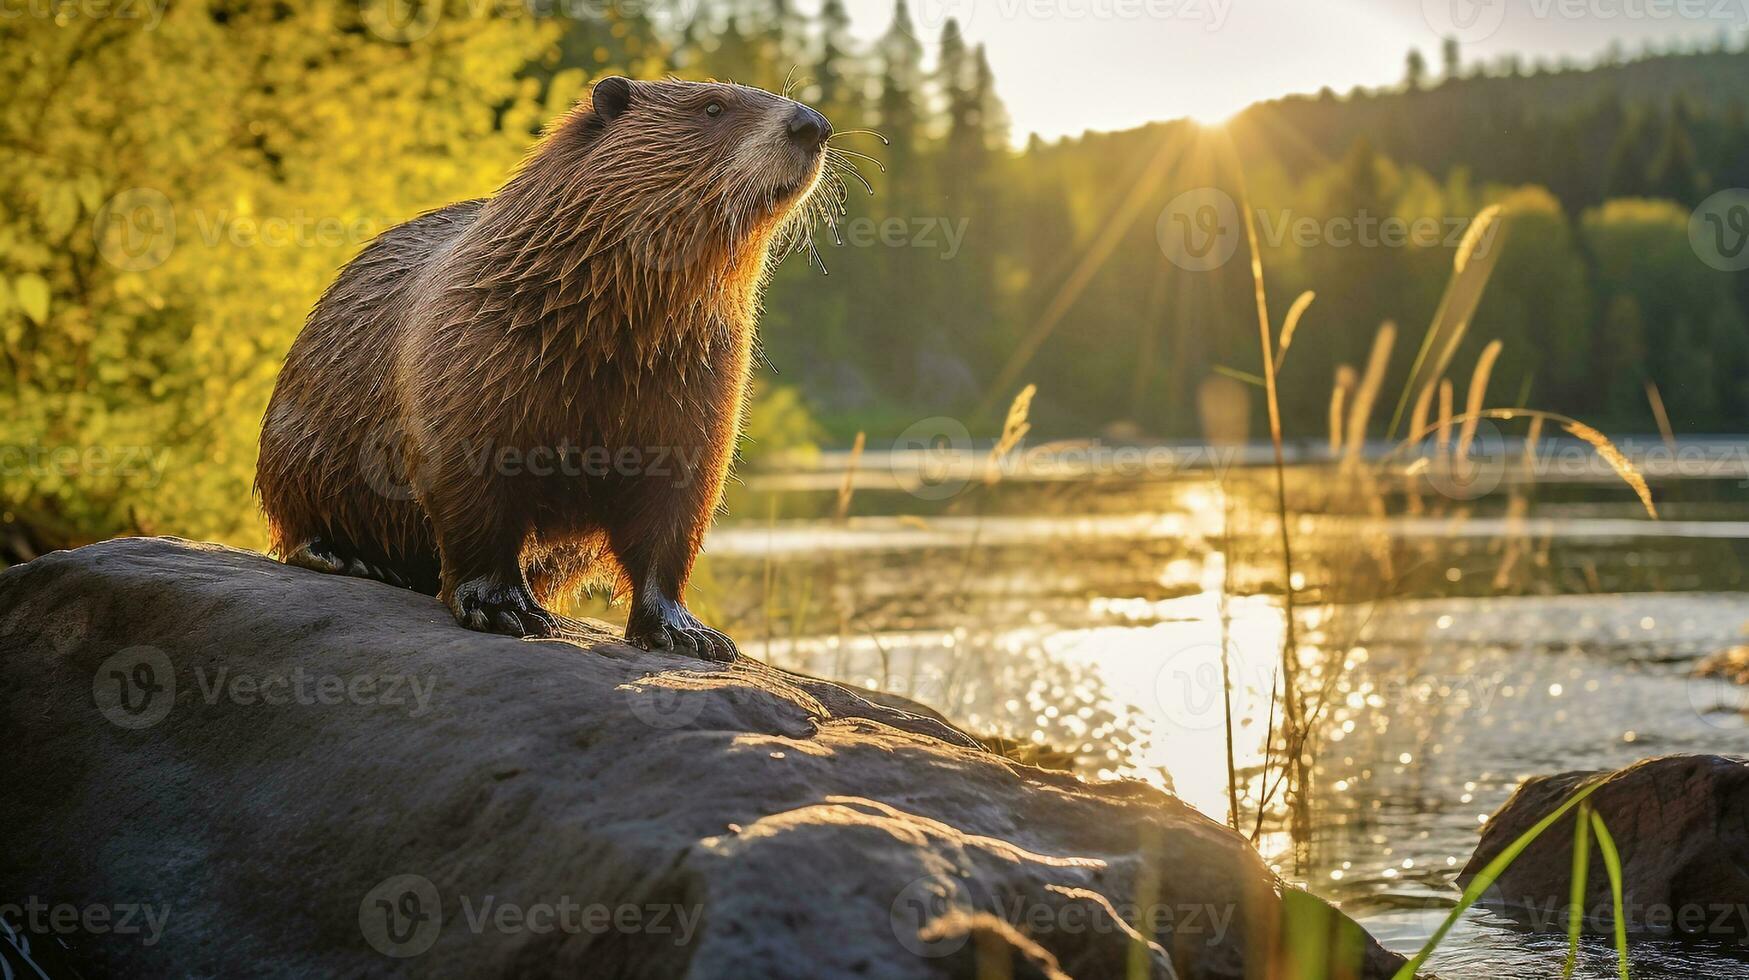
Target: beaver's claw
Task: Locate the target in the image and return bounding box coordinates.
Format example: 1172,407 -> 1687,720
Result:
627,599 -> 737,662
450,578 -> 559,638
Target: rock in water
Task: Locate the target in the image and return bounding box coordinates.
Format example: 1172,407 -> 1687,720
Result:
1694,646 -> 1749,686
1458,755 -> 1749,938
0,537 -> 1405,979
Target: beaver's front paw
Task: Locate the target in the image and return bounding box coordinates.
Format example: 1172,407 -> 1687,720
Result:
450,578 -> 559,638
627,599 -> 737,663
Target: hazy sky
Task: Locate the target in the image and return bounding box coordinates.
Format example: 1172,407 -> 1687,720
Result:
827,0 -> 1749,140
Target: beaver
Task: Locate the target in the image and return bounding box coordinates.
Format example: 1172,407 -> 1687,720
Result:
254,76 -> 836,660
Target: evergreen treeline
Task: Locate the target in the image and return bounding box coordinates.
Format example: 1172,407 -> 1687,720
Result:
568,5 -> 1749,438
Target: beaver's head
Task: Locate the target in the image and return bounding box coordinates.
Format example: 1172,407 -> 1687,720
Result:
564,76 -> 837,277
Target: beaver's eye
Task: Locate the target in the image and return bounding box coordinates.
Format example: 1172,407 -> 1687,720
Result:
704,102 -> 723,118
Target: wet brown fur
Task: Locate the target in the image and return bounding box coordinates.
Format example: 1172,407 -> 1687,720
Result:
254,77 -> 832,654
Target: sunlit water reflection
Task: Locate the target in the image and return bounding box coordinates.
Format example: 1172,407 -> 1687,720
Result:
704,450 -> 1749,974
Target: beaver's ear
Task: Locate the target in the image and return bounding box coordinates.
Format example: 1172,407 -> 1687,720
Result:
592,76 -> 633,122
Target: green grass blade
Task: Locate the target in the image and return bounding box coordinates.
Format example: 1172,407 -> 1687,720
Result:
1212,364 -> 1266,388
1589,811 -> 1631,980
1564,802 -> 1593,978
1391,780 -> 1604,980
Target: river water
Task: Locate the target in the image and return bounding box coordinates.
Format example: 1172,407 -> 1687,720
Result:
699,437 -> 1749,977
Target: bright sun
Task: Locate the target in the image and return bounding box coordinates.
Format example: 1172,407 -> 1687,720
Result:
1187,103 -> 1242,128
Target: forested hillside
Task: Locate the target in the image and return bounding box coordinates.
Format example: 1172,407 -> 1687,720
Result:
5,0 -> 1747,556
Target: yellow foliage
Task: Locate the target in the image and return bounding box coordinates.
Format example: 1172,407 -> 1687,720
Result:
0,2 -> 559,550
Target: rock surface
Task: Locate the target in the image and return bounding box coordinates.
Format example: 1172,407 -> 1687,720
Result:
1458,755 -> 1749,938
0,537 -> 1405,979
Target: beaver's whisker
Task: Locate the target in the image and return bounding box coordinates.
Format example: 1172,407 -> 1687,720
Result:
828,129 -> 891,146
828,147 -> 886,173
831,161 -> 876,196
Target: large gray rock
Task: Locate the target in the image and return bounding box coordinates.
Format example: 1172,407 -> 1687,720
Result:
1458,755 -> 1749,938
0,537 -> 1405,978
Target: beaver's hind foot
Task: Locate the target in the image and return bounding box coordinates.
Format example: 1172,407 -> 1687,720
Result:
450,577 -> 560,638
286,538 -> 412,590
626,596 -> 737,663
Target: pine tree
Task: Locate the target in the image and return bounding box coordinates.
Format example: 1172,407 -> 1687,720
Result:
936,20 -> 979,165
1604,109 -> 1653,198
972,45 -> 1010,151
1405,48 -> 1427,91
812,0 -> 857,112
1647,99 -> 1703,205
876,0 -> 925,159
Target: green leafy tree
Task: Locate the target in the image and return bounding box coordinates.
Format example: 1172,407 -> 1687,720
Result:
0,1 -> 552,558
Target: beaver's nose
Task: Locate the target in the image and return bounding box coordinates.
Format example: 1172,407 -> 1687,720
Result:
786,104 -> 831,150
